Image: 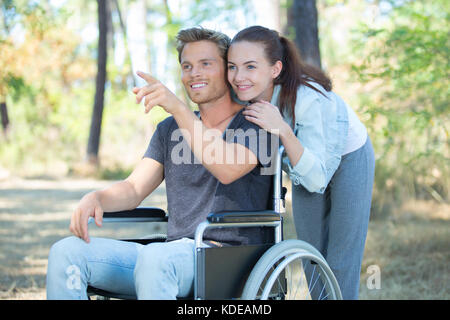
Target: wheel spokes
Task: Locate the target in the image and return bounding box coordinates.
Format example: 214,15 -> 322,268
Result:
258,254 -> 333,300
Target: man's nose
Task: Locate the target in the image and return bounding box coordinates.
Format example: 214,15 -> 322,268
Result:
191,65 -> 202,78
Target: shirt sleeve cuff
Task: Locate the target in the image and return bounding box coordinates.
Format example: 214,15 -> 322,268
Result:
288,146 -> 316,178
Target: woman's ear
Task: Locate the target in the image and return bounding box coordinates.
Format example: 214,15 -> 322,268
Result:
272,60 -> 283,79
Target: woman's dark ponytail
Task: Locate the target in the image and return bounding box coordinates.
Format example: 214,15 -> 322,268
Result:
276,36 -> 303,119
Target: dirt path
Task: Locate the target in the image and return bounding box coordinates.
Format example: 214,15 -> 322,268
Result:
0,177 -> 167,299
1,176 -> 448,300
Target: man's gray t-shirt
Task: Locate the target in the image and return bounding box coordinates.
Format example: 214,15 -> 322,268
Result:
144,108 -> 275,245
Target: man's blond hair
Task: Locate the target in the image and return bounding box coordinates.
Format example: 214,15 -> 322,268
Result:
176,27 -> 231,63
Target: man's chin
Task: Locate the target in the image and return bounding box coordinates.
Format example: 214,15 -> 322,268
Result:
185,91 -> 201,103
189,96 -> 208,105
187,91 -> 226,105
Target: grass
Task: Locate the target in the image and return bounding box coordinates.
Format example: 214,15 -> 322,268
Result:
359,200 -> 449,299
282,179 -> 449,300
0,175 -> 448,299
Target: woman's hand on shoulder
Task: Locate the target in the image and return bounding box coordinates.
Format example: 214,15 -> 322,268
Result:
242,100 -> 290,137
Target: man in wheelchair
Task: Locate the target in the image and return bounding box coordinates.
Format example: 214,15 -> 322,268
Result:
46,27 -> 277,300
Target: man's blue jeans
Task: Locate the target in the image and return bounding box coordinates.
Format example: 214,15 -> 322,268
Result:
46,236 -> 195,299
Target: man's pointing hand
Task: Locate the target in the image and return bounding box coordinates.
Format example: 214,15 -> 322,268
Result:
133,71 -> 186,115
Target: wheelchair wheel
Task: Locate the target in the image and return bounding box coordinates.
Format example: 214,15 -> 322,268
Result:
241,239 -> 342,300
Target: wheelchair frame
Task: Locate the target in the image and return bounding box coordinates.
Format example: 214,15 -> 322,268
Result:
87,146 -> 342,300
192,145 -> 285,299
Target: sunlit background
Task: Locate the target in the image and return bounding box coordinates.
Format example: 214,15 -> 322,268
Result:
0,0 -> 448,299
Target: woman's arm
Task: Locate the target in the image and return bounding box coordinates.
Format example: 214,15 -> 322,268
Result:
279,122 -> 304,169
243,98 -> 328,193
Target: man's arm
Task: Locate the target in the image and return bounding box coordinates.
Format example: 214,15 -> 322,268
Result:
133,72 -> 257,184
170,109 -> 258,184
70,158 -> 164,243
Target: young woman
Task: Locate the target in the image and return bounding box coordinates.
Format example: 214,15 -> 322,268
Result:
227,26 -> 375,300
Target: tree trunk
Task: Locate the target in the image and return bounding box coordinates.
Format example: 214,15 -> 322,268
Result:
106,0 -> 115,52
287,0 -> 322,69
112,0 -> 136,87
87,0 -> 108,165
0,101 -> 9,138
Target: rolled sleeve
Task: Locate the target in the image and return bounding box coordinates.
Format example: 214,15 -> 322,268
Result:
289,146 -> 315,177
285,147 -> 327,194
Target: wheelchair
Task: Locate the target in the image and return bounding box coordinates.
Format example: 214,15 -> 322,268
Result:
87,146 -> 342,300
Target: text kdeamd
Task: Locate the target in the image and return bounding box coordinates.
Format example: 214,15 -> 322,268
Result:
177,303 -> 272,317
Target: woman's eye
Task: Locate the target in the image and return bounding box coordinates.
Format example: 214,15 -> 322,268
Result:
182,65 -> 191,70
247,65 -> 255,70
227,65 -> 236,70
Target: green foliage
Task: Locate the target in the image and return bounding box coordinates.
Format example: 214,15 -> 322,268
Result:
4,0 -> 446,217
0,0 -> 251,179
0,82 -> 154,177
351,0 -> 449,217
4,75 -> 31,102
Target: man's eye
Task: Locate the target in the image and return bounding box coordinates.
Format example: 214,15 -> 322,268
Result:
228,65 -> 236,70
247,65 -> 255,69
182,65 -> 191,70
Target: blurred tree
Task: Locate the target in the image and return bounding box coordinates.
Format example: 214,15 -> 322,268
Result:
287,0 -> 322,68
0,102 -> 9,138
0,0 -> 15,137
87,0 -> 108,165
0,0 -> 255,176
0,1 -> 85,137
112,0 -> 136,87
352,0 -> 449,214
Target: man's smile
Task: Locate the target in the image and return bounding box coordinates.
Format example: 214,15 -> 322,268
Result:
190,82 -> 208,90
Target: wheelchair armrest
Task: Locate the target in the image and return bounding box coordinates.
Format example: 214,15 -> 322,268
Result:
207,210 -> 281,224
100,207 -> 168,223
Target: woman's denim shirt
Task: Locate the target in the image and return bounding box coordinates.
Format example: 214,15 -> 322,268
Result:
270,83 -> 349,194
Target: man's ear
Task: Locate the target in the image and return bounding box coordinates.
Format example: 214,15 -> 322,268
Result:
272,60 -> 283,79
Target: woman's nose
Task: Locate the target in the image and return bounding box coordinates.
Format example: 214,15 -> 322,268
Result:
233,69 -> 245,82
